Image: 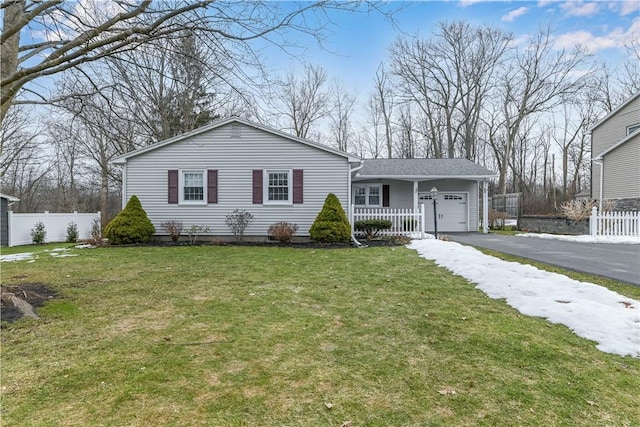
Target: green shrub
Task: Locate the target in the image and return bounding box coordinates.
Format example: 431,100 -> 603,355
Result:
354,219 -> 392,240
31,221 -> 46,244
103,195 -> 156,244
309,193 -> 351,243
66,221 -> 79,243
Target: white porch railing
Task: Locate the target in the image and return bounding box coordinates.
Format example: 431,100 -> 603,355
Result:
351,205 -> 426,239
590,207 -> 640,237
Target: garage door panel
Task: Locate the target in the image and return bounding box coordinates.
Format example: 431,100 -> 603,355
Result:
421,192 -> 468,232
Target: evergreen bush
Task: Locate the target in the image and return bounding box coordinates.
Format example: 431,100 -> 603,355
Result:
31,221 -> 46,244
354,219 -> 392,240
309,193 -> 351,243
66,221 -> 79,243
103,195 -> 156,244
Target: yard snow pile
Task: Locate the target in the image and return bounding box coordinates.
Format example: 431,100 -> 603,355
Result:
1,247 -> 82,263
408,239 -> 640,357
1,252 -> 35,262
518,233 -> 640,244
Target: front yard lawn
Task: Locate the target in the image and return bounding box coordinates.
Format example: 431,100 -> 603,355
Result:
2,245 -> 639,426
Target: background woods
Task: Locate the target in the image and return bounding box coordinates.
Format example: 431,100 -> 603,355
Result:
1,2 -> 638,223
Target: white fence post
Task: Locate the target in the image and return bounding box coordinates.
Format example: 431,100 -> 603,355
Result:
352,206 -> 427,239
590,208 -> 640,238
8,210 -> 13,247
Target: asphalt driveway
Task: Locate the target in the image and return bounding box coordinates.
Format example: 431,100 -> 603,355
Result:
447,233 -> 640,286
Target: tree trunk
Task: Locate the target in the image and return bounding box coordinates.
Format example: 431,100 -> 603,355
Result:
0,0 -> 23,124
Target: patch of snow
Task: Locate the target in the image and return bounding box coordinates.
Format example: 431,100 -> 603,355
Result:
50,253 -> 78,258
518,233 -> 640,244
408,239 -> 640,357
1,253 -> 35,262
75,244 -> 95,249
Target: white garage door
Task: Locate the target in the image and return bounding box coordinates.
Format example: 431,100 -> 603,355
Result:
419,192 -> 468,232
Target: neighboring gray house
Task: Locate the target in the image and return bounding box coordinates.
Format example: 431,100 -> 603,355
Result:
1,193 -> 20,246
591,91 -> 640,210
112,117 -> 495,240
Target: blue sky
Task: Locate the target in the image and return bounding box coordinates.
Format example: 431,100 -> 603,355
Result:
266,0 -> 639,98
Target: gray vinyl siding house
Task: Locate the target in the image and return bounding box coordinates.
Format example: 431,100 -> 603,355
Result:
353,159 -> 494,233
1,193 -> 19,246
112,117 -> 495,239
112,118 -> 359,239
591,92 -> 640,207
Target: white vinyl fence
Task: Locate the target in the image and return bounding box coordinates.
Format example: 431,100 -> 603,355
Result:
590,207 -> 639,237
351,205 -> 426,238
7,211 -> 100,247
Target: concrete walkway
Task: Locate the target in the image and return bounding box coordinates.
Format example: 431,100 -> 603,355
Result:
446,233 -> 640,286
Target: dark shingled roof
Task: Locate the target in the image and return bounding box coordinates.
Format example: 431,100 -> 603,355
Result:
356,158 -> 496,178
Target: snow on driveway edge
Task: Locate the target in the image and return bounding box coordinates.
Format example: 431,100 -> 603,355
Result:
408,239 -> 640,357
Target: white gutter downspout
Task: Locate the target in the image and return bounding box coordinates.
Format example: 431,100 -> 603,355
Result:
592,158 -> 603,212
349,160 -> 365,247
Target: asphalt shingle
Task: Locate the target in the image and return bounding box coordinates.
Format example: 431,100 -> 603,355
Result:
356,158 -> 496,178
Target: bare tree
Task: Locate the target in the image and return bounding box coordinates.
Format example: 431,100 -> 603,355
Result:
328,80 -> 356,152
493,26 -> 590,195
371,63 -> 395,158
391,21 -> 510,159
1,0 -> 397,124
0,104 -> 40,176
394,105 -> 418,158
275,64 -> 330,139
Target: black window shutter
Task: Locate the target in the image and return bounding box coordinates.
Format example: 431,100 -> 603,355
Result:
382,184 -> 390,207
252,170 -> 263,204
207,170 -> 218,204
168,170 -> 178,204
293,169 -> 303,204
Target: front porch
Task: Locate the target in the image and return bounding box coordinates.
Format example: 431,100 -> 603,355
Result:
351,205 -> 427,239
349,179 -> 491,234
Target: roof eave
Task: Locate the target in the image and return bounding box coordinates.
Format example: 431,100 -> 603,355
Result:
109,117 -> 356,165
0,193 -> 20,202
590,91 -> 640,133
354,174 -> 497,180
594,130 -> 638,159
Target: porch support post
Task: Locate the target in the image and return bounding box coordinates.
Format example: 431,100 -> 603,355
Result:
482,181 -> 489,234
413,180 -> 419,212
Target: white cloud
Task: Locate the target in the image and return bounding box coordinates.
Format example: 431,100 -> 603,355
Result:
553,17 -> 640,52
620,0 -> 640,16
459,0 -> 484,7
537,0 -> 556,6
561,1 -> 600,17
502,6 -> 530,22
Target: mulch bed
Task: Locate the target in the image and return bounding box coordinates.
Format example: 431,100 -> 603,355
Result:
142,236 -> 409,249
1,283 -> 58,324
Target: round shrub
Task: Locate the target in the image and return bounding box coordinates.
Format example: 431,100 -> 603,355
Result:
354,219 -> 392,240
103,195 -> 155,244
309,193 -> 351,243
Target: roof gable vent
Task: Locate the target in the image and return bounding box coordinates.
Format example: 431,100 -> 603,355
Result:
231,123 -> 241,138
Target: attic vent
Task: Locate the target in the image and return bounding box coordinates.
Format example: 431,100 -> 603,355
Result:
231,123 -> 241,138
